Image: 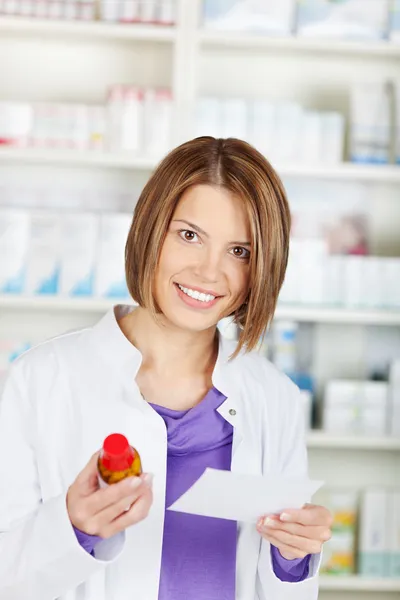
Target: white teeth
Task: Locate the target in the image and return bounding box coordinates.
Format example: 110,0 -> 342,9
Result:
178,284 -> 216,303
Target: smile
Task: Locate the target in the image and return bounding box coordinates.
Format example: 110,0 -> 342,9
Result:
177,284 -> 216,303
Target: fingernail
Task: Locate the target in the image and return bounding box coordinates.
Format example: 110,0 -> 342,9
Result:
129,477 -> 142,489
143,473 -> 153,487
280,513 -> 291,522
263,517 -> 275,527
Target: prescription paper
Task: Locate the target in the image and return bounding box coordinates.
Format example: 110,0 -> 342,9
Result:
168,468 -> 324,522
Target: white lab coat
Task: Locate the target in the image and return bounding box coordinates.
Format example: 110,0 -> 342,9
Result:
0,305 -> 321,600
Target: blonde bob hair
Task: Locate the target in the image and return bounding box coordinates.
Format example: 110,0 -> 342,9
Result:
125,136 -> 291,357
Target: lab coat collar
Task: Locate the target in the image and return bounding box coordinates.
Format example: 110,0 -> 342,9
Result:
90,305 -> 243,434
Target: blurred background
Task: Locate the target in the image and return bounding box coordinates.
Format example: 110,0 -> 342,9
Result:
0,0 -> 400,597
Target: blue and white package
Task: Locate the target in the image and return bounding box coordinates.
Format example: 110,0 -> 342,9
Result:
26,212 -> 60,295
95,213 -> 131,299
296,0 -> 390,40
350,82 -> 391,165
0,209 -> 30,294
203,0 -> 296,35
390,0 -> 400,42
59,213 -> 98,297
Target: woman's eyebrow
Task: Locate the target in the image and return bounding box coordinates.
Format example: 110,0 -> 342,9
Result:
172,219 -> 251,247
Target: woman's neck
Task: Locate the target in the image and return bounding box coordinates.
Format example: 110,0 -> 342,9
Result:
119,306 -> 218,380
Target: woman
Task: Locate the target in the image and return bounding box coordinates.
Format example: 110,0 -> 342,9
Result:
0,137 -> 332,600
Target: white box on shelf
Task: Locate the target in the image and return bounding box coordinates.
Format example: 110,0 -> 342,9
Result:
140,0 -> 157,22
0,102 -> 33,148
59,213 -> 98,297
88,105 -> 106,151
221,98 -> 248,140
388,490 -> 400,577
120,0 -> 140,22
297,239 -> 327,305
273,103 -> 303,164
144,88 -> 173,157
297,110 -> 321,165
350,82 -> 392,165
202,0 -> 296,34
26,212 -> 60,296
324,255 -> 345,306
343,255 -> 364,308
157,0 -> 176,25
248,100 -> 276,159
195,97 -> 222,139
359,489 -> 389,577
95,213 -> 131,299
323,380 -> 388,436
320,112 -> 345,165
296,0 -> 390,40
0,210 -> 30,294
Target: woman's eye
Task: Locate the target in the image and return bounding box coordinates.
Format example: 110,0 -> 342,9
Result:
231,246 -> 250,260
179,229 -> 198,242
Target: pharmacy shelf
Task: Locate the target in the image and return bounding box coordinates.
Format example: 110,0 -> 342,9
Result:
319,576 -> 400,592
2,296 -> 400,326
1,147 -> 399,181
276,305 -> 400,325
0,147 -> 158,170
307,432 -> 400,451
0,295 -> 118,312
0,16 -> 176,42
277,163 -> 400,183
199,30 -> 400,58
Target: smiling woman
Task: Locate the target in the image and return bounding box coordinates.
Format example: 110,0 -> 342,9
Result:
125,136 -> 291,357
0,136 -> 331,600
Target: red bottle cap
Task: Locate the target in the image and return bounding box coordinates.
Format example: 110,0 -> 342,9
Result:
100,433 -> 134,471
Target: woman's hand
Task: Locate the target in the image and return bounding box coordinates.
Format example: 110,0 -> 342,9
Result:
256,504 -> 333,560
67,451 -> 154,539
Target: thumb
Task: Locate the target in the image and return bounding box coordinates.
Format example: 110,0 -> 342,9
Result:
75,450 -> 101,493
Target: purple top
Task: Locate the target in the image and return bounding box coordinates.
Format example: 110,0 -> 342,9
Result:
73,387 -> 310,594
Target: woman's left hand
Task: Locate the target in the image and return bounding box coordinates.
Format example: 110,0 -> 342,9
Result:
256,504 -> 333,560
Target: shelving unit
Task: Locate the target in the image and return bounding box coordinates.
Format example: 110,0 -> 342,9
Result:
0,147 -> 159,170
1,146 -> 400,181
1,4 -> 400,598
0,15 -> 177,42
199,30 -> 400,58
319,576 -> 400,592
2,295 -> 400,326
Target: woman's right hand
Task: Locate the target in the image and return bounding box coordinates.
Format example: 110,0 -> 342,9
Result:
66,451 -> 153,539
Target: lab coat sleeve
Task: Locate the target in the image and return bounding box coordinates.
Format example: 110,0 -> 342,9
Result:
256,375 -> 321,600
0,362 -> 124,600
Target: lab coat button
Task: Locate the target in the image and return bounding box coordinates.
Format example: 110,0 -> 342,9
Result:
229,409 -> 237,416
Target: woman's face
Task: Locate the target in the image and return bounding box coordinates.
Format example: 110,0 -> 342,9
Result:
154,184 -> 251,333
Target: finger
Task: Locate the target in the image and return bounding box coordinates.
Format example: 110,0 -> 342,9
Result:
261,519 -> 331,543
102,487 -> 153,538
279,505 -> 331,527
88,474 -> 150,514
260,527 -> 323,555
269,540 -> 309,560
87,484 -> 151,534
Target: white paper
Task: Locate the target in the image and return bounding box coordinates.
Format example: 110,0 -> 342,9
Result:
168,468 -> 324,523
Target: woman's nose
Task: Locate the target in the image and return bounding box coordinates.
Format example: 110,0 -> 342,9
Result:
194,249 -> 222,283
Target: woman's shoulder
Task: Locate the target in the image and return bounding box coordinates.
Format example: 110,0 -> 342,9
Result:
10,325 -> 92,382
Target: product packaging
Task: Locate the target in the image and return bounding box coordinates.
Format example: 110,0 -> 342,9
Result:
59,213 -> 98,297
95,213 -> 131,298
359,489 -> 389,576
0,209 -> 30,294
